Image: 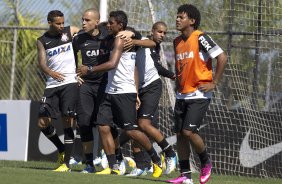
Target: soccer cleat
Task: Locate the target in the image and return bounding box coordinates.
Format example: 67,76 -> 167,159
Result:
111,169 -> 121,175
53,163 -> 71,172
96,167 -> 111,175
152,163 -> 162,178
200,162 -> 212,184
124,156 -> 136,169
93,157 -> 102,166
95,167 -> 120,175
147,166 -> 153,173
57,152 -> 65,165
69,157 -> 82,165
164,155 -> 177,175
118,160 -> 126,175
126,168 -> 147,176
166,174 -> 188,183
81,164 -> 96,173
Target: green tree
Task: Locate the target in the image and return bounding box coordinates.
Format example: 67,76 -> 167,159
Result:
0,0 -> 44,100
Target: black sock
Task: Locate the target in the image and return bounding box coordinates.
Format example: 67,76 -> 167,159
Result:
106,154 -> 116,169
147,147 -> 161,165
63,128 -> 74,166
41,125 -> 64,153
115,148 -> 123,162
198,149 -> 209,166
158,138 -> 176,157
72,127 -> 84,162
133,151 -> 150,170
85,153 -> 94,166
179,160 -> 191,178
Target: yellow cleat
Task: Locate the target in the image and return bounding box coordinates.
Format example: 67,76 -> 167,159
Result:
96,167 -> 111,174
96,167 -> 121,175
152,163 -> 162,178
53,163 -> 71,172
57,152 -> 65,165
111,169 -> 121,175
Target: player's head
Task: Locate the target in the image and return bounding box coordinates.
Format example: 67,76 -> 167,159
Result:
108,10 -> 128,35
47,10 -> 64,33
98,21 -> 110,34
151,21 -> 167,44
176,4 -> 201,31
82,8 -> 100,34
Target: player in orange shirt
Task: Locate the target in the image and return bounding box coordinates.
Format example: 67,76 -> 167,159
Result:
167,4 -> 227,184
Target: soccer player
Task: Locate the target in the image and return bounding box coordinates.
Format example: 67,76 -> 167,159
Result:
37,10 -> 80,172
123,21 -> 178,176
72,8 -> 111,174
77,10 -> 163,178
73,8 -> 135,173
166,4 -> 227,184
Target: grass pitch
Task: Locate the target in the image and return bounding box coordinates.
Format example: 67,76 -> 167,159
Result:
0,160 -> 281,184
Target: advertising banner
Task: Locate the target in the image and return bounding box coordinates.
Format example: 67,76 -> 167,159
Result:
0,100 -> 31,161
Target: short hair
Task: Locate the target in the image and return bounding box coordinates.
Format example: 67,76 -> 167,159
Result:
152,21 -> 167,30
177,4 -> 201,29
47,10 -> 64,22
109,10 -> 128,30
84,8 -> 100,19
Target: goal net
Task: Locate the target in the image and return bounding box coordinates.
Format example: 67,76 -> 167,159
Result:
107,0 -> 282,178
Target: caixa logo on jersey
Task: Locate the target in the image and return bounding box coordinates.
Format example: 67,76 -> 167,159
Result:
47,45 -> 71,57
0,114 -> 8,151
86,49 -> 109,57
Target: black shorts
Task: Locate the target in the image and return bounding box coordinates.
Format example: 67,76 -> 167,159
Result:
137,79 -> 162,120
96,93 -> 138,130
40,83 -> 78,118
76,82 -> 106,127
174,98 -> 210,133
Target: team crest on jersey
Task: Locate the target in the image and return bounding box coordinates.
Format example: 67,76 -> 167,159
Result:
61,33 -> 69,42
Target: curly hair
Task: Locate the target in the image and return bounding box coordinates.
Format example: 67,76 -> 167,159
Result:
177,4 -> 201,29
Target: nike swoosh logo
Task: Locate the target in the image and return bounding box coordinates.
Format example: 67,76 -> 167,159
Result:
189,124 -> 196,127
239,129 -> 282,168
84,43 -> 90,46
46,41 -> 51,45
142,114 -> 151,117
38,130 -> 76,155
153,124 -> 208,154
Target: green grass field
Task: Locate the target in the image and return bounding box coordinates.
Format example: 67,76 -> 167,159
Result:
0,160 -> 281,184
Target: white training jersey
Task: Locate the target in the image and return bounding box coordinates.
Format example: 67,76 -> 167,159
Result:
105,51 -> 137,94
136,37 -> 160,89
38,26 -> 77,88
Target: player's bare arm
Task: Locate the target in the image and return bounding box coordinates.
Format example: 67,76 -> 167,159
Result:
77,37 -> 124,76
198,52 -> 227,92
37,40 -> 65,81
132,39 -> 156,48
